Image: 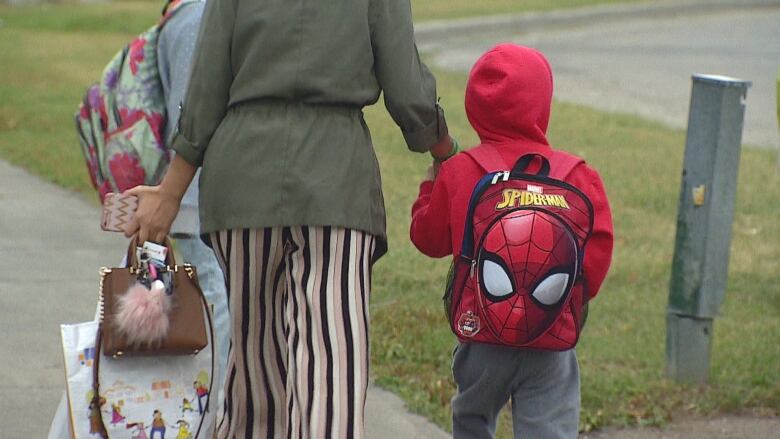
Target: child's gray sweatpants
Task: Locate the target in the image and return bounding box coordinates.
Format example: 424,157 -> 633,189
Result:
452,343 -> 580,439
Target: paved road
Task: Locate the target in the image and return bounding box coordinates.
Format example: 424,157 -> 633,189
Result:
0,159 -> 448,438
419,0 -> 780,149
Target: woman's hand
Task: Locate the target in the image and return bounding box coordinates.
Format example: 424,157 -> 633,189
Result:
429,135 -> 459,162
122,155 -> 198,243
123,185 -> 181,244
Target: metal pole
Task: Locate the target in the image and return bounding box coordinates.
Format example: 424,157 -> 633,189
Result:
666,74 -> 751,384
776,69 -> 779,172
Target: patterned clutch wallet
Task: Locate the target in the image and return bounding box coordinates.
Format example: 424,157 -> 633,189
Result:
100,193 -> 138,232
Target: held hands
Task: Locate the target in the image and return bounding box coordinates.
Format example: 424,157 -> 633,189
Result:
429,135 -> 459,162
424,135 -> 458,182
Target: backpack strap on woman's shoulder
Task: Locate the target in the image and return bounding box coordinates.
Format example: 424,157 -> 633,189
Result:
160,0 -> 201,25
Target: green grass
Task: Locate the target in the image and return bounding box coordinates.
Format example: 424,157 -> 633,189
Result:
0,0 -> 651,30
0,1 -> 161,34
1,2 -> 778,437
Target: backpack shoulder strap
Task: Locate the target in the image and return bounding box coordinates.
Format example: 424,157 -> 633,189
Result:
463,144 -> 509,172
465,145 -> 586,178
160,0 -> 202,26
549,150 -> 585,180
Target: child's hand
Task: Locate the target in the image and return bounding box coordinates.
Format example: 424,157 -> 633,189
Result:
423,160 -> 442,182
424,166 -> 435,182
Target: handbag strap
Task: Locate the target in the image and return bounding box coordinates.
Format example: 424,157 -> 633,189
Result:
92,265 -> 217,438
190,266 -> 217,439
91,328 -> 109,439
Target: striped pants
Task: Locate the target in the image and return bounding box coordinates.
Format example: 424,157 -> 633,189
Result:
210,227 -> 375,439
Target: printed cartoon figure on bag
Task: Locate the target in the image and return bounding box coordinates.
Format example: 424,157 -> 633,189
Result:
150,410 -> 166,439
127,422 -> 150,439
174,420 -> 193,439
180,398 -> 195,416
193,379 -> 208,414
111,402 -> 127,425
100,370 -> 210,436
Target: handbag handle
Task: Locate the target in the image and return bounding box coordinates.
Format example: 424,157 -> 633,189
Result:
125,235 -> 177,268
89,329 -> 109,439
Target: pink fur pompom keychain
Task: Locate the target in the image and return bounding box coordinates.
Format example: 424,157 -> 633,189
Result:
114,280 -> 172,348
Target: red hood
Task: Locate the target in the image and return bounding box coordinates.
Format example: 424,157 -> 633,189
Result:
465,44 -> 553,146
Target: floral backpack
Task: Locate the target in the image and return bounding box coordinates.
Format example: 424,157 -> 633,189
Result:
75,0 -> 196,202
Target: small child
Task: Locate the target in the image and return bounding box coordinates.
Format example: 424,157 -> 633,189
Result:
410,44 -> 614,438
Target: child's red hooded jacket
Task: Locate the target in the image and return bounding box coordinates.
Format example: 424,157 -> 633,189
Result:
410,44 -> 614,299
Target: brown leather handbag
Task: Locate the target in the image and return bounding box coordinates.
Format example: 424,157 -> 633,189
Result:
98,238 -> 208,357
90,238 -> 216,439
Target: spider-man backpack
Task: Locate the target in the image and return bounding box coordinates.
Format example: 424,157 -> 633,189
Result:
444,146 -> 594,350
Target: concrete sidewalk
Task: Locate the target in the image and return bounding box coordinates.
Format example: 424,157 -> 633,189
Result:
0,158 -> 448,438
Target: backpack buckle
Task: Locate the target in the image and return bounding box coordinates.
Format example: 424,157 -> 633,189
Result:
491,172 -> 510,185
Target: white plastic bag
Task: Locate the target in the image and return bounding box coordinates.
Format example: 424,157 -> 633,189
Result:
48,391 -> 73,439
60,321 -> 101,439
58,317 -> 216,439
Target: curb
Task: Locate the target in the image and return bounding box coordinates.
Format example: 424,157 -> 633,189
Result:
415,0 -> 780,42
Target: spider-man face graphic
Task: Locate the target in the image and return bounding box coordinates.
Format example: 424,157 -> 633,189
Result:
476,209 -> 578,346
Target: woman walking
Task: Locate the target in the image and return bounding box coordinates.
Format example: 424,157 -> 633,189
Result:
125,0 -> 455,437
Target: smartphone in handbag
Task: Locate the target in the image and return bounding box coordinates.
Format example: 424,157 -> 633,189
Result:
101,192 -> 138,232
